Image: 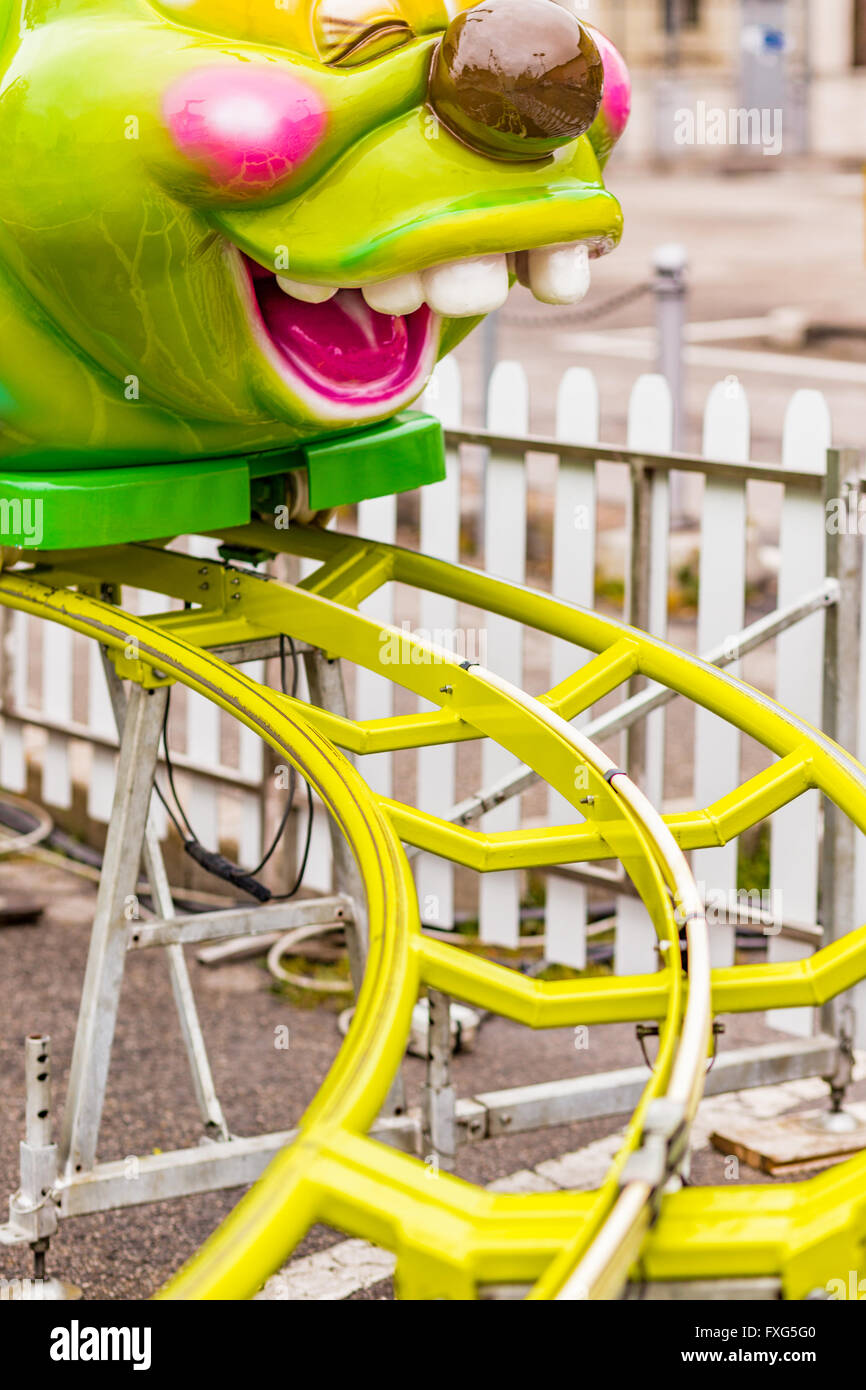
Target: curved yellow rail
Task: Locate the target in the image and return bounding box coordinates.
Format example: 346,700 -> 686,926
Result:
0,563 -> 707,1299
2,518 -> 866,1301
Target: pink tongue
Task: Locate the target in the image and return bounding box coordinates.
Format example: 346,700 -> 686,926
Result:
257,283 -> 411,388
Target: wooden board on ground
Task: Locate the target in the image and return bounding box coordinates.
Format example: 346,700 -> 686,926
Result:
710,1106 -> 866,1176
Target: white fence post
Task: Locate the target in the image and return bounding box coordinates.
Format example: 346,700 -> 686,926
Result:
296,787 -> 334,895
40,622 -> 73,810
855,521 -> 866,1050
823,448 -> 865,1051
545,367 -> 599,968
184,538 -> 222,850
636,376 -> 674,807
615,375 -> 673,976
415,359 -> 462,929
237,660 -> 265,868
295,551 -> 334,893
86,642 -> 117,826
768,390 -> 831,1037
355,493 -> 397,800
479,361 -> 528,947
1,611 -> 28,792
615,375 -> 674,976
692,378 -> 750,969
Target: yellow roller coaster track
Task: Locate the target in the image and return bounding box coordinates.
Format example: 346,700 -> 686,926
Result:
2,520 -> 865,1301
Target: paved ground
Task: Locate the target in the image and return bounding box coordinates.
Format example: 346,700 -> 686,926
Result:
1,856 -> 864,1300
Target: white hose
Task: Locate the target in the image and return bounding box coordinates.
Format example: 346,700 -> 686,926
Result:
266,922 -> 353,994
0,791 -> 53,856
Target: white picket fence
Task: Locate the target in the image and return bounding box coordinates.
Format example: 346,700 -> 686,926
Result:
0,358 -> 855,1041
0,536 -> 267,870
337,358 -> 841,1040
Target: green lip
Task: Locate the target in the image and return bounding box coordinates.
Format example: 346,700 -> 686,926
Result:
215,113 -> 622,286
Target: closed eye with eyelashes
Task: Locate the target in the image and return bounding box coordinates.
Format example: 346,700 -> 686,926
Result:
319,17 -> 414,66
146,0 -> 448,63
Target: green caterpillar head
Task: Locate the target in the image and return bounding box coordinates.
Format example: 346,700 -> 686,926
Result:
0,0 -> 629,467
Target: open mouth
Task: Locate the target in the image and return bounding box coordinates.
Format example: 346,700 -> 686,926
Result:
241,255 -> 436,415
237,235 -> 608,419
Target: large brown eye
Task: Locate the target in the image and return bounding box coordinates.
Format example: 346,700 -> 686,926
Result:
429,0 -> 604,161
315,0 -> 414,65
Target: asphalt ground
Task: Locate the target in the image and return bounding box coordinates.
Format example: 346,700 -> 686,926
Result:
1,855 -> 863,1300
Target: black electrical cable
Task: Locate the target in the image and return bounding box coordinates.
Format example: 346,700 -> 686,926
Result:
247,634 -> 299,876
155,633 -> 314,901
272,775 -> 314,902
268,635 -> 315,901
155,699 -> 196,841
153,773 -> 192,844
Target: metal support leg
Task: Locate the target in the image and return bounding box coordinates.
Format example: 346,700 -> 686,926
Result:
1,1036 -> 81,1296
423,990 -> 456,1173
5,1035 -> 58,1244
303,648 -> 406,1116
102,655 -> 229,1140
820,448 -> 865,1110
302,649 -> 368,984
59,682 -> 168,1177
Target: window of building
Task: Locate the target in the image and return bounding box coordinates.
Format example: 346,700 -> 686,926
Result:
855,0 -> 866,67
661,0 -> 702,31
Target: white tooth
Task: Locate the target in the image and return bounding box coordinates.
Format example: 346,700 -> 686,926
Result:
527,243 -> 591,306
276,276 -> 337,304
421,255 -> 509,318
361,273 -> 425,316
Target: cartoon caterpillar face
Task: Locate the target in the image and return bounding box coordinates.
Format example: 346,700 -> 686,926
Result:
0,0 -> 629,467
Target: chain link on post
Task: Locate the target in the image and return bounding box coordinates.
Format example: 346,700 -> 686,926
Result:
498,279 -> 651,331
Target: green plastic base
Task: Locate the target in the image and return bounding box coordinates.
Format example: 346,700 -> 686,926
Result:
0,412 -> 445,551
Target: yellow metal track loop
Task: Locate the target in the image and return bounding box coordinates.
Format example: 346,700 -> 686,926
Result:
4,512 -> 866,1302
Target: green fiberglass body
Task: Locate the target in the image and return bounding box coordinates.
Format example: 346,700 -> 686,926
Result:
0,0 -> 629,479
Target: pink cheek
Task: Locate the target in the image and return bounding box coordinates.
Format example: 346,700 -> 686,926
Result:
591,29 -> 631,139
163,65 -> 327,188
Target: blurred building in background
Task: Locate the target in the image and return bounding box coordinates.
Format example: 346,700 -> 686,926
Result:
584,0 -> 866,162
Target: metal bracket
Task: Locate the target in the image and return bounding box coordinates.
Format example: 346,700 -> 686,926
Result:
2,1036 -> 59,1246
620,1098 -> 688,1192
